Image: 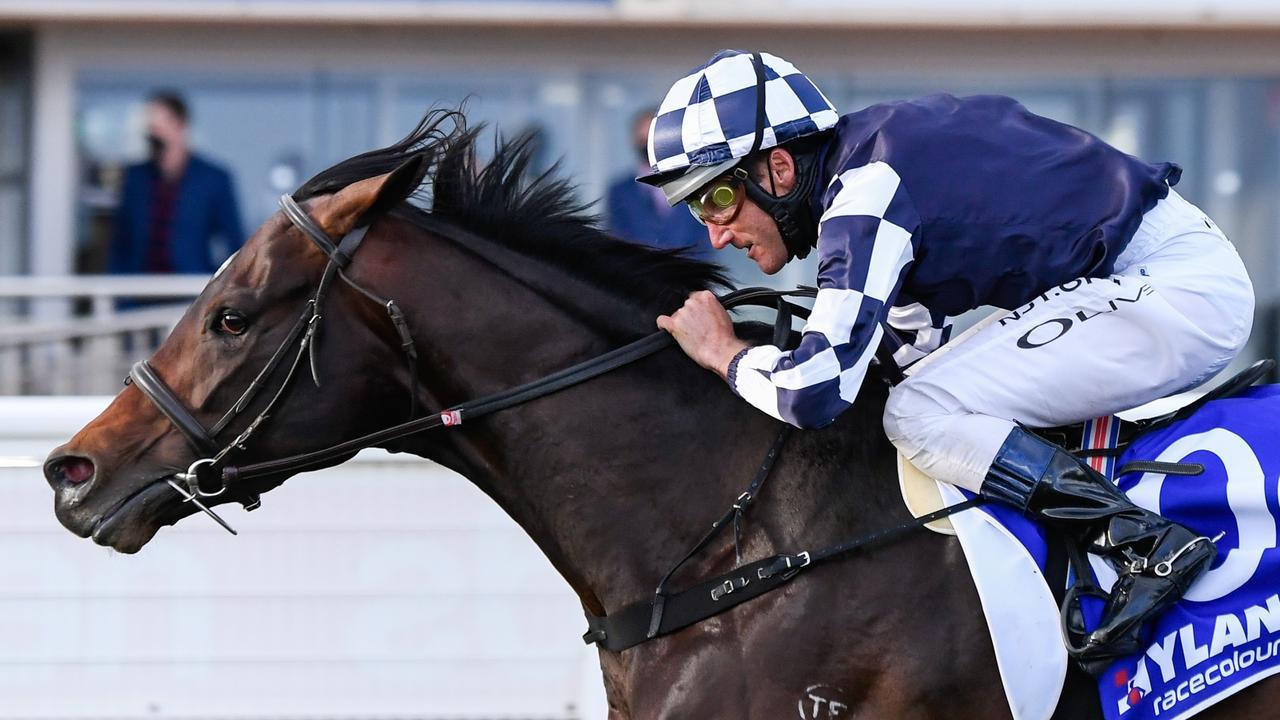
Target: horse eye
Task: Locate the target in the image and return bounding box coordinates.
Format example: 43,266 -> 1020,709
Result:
217,311 -> 249,336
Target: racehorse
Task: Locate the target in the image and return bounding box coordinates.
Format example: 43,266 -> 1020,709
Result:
43,111 -> 1278,719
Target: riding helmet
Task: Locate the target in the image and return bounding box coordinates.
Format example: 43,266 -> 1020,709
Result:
637,50 -> 839,206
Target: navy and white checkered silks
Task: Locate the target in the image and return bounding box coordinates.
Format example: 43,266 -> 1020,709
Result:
728,162 -> 931,428
647,50 -> 839,176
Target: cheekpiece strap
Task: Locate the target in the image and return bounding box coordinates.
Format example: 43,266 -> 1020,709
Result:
748,51 -> 767,157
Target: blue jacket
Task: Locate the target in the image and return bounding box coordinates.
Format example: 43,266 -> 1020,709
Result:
729,94 -> 1179,428
606,173 -> 713,260
109,154 -> 245,274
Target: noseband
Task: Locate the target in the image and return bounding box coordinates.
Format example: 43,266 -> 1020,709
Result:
127,194 -> 421,530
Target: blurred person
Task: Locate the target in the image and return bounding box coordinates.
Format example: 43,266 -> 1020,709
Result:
108,90 -> 244,275
605,110 -> 712,260
648,50 -> 1254,671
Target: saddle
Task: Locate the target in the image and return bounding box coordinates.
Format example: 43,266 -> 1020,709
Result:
897,342 -> 1274,535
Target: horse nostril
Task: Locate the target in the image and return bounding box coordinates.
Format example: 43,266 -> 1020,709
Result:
45,455 -> 96,489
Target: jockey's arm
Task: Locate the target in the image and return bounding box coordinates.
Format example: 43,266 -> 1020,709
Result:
664,162 -> 921,429
885,298 -> 952,368
726,284 -> 893,429
655,290 -> 749,379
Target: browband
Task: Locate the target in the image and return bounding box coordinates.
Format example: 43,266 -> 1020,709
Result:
279,193 -> 364,268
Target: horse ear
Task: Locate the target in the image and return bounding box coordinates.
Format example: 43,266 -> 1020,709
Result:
312,155 -> 427,238
358,154 -> 427,225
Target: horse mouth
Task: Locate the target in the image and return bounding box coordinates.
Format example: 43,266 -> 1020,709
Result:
89,477 -> 188,552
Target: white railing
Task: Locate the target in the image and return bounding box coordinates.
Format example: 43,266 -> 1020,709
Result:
0,275 -> 208,395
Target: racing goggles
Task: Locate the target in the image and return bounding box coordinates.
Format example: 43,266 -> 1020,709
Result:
686,168 -> 751,226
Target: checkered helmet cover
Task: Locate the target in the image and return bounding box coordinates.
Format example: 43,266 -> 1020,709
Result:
641,50 -> 839,183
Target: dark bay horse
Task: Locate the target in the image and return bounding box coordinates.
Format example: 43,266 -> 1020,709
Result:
43,112 -> 1277,719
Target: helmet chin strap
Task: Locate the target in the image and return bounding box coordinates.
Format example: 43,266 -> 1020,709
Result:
739,148 -> 822,260
733,49 -> 821,260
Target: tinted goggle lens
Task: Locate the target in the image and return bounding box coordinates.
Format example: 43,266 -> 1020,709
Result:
686,176 -> 745,226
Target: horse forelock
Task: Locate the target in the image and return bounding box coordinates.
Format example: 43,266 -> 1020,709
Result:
293,108 -> 730,318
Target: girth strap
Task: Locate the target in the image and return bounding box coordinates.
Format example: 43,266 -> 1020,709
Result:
582,497 -> 985,652
583,553 -> 804,652
642,426 -> 791,640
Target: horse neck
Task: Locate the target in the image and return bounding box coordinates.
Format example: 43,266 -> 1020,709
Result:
374,219 -> 894,615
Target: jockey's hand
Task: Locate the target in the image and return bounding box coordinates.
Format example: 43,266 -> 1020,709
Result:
656,291 -> 749,380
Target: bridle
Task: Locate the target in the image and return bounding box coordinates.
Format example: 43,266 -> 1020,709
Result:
127,193 -> 898,537
127,192 -> 732,532
127,194 -> 422,531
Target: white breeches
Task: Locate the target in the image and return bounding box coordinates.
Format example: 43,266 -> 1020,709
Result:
883,190 -> 1255,492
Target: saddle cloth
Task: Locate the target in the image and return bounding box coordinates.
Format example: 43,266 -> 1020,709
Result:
907,385 -> 1280,720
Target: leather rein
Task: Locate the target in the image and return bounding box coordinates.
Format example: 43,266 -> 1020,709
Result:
126,195 -> 832,530
126,196 -> 984,649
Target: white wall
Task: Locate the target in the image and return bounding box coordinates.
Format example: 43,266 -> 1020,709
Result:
0,397 -> 609,719
7,0 -> 1280,27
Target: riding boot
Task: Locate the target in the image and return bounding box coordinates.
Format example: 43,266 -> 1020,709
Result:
978,426 -> 1216,672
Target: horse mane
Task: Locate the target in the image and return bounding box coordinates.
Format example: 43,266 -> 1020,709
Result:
294,108 -> 731,313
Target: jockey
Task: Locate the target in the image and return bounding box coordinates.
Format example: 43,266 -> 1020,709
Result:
648,50 -> 1255,670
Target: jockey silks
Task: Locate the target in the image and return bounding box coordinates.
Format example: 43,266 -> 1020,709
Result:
816,94 -> 1181,317
729,92 -> 1181,430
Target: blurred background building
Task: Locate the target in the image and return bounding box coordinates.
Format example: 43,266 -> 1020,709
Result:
5,1 -> 1280,380
3,1 -> 1280,717
3,1 -> 1280,390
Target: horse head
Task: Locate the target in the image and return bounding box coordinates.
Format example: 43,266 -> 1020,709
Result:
43,156 -> 428,553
